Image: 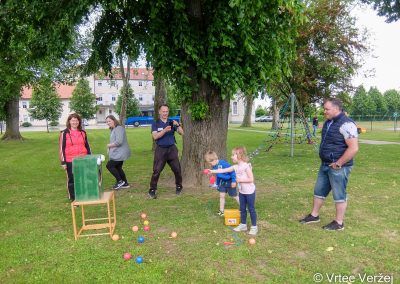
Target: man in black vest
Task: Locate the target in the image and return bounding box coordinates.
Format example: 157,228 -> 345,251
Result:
299,98 -> 359,230
148,104 -> 184,199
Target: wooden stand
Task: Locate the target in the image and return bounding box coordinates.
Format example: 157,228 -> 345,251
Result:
71,191 -> 116,240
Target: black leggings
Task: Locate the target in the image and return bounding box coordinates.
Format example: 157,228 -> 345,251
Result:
66,162 -> 75,201
106,160 -> 127,183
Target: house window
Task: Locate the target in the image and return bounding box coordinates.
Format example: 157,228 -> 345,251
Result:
22,102 -> 28,108
97,81 -> 102,87
139,94 -> 143,101
110,80 -> 116,87
23,115 -> 29,122
152,96 -> 155,101
109,109 -> 112,114
112,96 -> 116,101
139,81 -> 143,86
96,97 -> 103,101
232,102 -> 238,115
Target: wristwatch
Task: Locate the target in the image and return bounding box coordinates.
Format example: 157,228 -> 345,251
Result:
335,162 -> 342,169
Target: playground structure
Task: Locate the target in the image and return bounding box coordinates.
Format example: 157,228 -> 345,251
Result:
250,94 -> 318,159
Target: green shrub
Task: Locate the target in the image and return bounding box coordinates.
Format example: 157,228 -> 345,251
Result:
21,122 -> 32,127
49,121 -> 59,126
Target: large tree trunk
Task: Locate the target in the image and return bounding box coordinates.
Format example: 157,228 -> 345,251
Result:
152,74 -> 167,150
272,98 -> 280,130
241,95 -> 254,127
1,96 -> 23,141
118,55 -> 131,127
181,79 -> 230,187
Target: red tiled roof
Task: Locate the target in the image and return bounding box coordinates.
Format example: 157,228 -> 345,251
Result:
95,68 -> 154,81
21,84 -> 76,99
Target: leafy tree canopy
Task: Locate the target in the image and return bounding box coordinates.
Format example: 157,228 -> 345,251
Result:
362,0 -> 400,22
69,78 -> 98,120
115,85 -> 140,118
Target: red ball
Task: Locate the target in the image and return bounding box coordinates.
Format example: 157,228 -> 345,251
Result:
203,169 -> 210,175
123,252 -> 132,261
144,225 -> 150,231
209,175 -> 216,184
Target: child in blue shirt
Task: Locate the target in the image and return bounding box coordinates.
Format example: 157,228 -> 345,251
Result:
204,151 -> 239,216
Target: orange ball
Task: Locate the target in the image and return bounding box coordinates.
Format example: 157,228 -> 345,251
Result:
132,226 -> 139,232
112,234 -> 120,241
170,231 -> 177,238
141,213 -> 147,219
248,238 -> 256,245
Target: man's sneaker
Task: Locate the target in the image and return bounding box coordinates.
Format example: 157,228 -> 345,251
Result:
248,226 -> 258,236
217,210 -> 224,217
120,182 -> 130,189
299,214 -> 320,224
322,220 -> 344,231
233,223 -> 248,232
176,185 -> 183,195
113,180 -> 125,190
148,189 -> 157,199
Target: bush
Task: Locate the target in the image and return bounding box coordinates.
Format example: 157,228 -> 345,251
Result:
49,121 -> 59,126
21,122 -> 32,127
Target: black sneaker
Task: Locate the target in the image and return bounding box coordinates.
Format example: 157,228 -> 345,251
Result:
148,189 -> 157,199
176,185 -> 183,195
299,214 -> 320,224
322,220 -> 344,231
113,180 -> 125,190
120,182 -> 130,189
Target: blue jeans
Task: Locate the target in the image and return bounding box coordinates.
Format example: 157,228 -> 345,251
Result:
314,165 -> 353,203
239,192 -> 257,226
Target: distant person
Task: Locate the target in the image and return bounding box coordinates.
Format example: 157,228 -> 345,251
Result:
59,113 -> 91,201
208,146 -> 258,235
204,151 -> 239,216
105,115 -> 131,190
148,104 -> 184,199
299,98 -> 359,231
312,116 -> 318,137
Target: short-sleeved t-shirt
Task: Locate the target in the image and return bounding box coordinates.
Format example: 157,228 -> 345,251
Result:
151,119 -> 176,147
233,162 -> 256,194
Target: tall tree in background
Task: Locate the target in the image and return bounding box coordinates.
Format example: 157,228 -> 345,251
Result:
69,78 -> 98,120
115,85 -> 140,119
269,0 -> 369,121
29,79 -> 63,133
368,87 -> 387,115
383,89 -> 400,115
351,85 -> 376,117
0,1 -> 92,140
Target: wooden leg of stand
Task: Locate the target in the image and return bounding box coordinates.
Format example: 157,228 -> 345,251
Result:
71,203 -> 78,240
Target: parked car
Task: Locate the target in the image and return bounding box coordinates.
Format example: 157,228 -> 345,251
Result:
126,115 -> 181,127
255,115 -> 273,122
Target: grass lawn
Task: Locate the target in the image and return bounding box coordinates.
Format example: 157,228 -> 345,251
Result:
0,126 -> 399,283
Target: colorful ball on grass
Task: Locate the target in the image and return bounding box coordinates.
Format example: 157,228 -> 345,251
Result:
137,236 -> 145,243
170,231 -> 177,238
248,238 -> 256,245
123,252 -> 132,261
140,213 -> 147,219
132,225 -> 139,232
144,225 -> 150,232
135,256 -> 143,264
143,220 -> 149,226
112,234 -> 120,241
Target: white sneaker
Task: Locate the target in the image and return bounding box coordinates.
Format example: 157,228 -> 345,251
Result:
248,226 -> 258,235
233,223 -> 247,232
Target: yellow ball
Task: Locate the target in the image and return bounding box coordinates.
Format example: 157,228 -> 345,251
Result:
143,220 -> 149,226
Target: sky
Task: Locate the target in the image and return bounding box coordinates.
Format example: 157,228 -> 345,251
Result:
255,5 -> 400,108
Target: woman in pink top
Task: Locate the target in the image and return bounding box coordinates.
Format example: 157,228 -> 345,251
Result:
209,146 -> 257,235
59,113 -> 91,201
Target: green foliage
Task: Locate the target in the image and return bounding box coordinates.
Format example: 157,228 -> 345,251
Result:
351,85 -> 375,116
362,0 -> 400,22
383,89 -> 400,115
29,78 -> 63,123
49,121 -> 59,127
115,85 -> 140,117
188,101 -> 209,121
270,0 -> 369,108
69,78 -> 98,120
166,84 -> 182,116
255,106 -> 267,117
21,122 -> 32,127
368,87 -> 388,115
